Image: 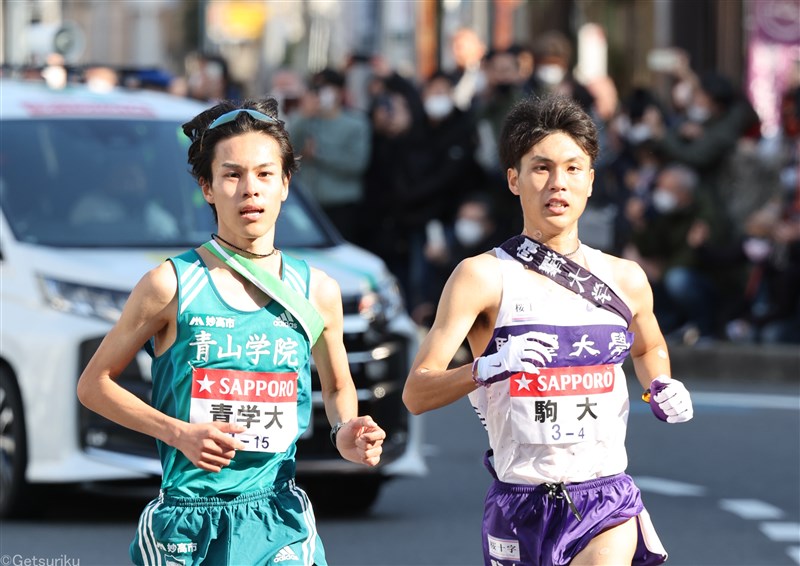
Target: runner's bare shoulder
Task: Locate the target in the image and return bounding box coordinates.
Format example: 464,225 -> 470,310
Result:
308,265 -> 342,317
128,260 -> 179,321
599,252 -> 650,303
445,250 -> 503,306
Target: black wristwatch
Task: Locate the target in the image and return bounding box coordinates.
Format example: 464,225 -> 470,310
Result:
330,421 -> 346,448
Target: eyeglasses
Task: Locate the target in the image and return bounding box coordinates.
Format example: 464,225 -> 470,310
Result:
207,108 -> 278,130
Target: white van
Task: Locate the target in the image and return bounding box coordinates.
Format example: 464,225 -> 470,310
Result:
0,78 -> 425,517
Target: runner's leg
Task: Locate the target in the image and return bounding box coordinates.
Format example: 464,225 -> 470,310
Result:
569,517 -> 637,566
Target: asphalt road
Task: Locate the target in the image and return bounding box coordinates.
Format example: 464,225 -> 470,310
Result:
1,376 -> 798,566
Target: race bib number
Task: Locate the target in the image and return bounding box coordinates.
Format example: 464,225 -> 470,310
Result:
509,364 -> 616,445
190,367 -> 298,453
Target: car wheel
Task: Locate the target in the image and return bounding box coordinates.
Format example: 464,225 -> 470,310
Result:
0,368 -> 28,518
301,475 -> 384,516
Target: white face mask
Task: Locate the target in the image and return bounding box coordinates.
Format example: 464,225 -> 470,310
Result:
424,95 -> 454,120
651,189 -> 679,214
686,104 -> 711,123
627,123 -> 652,144
87,77 -> 114,93
318,86 -> 338,111
41,65 -> 67,89
454,218 -> 485,247
536,64 -> 566,85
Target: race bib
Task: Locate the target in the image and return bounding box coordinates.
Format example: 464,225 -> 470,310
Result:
189,367 -> 298,453
509,364 -> 616,445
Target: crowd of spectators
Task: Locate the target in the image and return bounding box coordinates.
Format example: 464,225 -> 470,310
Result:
8,36 -> 799,346
298,33 -> 797,347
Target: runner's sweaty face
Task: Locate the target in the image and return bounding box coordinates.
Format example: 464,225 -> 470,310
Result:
201,131 -> 289,248
507,132 -> 594,239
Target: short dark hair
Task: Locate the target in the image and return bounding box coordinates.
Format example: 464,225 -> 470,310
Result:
182,98 -> 298,222
498,94 -> 599,171
532,30 -> 573,63
311,68 -> 345,89
698,71 -> 736,109
426,68 -> 455,86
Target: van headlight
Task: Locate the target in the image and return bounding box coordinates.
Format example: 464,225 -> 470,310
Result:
39,277 -> 129,323
358,275 -> 405,323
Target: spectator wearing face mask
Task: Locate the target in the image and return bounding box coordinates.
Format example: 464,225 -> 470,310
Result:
443,192 -> 501,263
420,193 -> 501,327
399,70 -> 486,319
475,48 -> 527,236
724,85 -> 800,345
522,30 -> 595,114
267,67 -> 307,128
288,68 -> 371,242
623,163 -> 727,344
185,52 -> 242,103
358,59 -> 428,298
83,65 -> 119,93
641,71 -> 761,240
604,87 -> 670,253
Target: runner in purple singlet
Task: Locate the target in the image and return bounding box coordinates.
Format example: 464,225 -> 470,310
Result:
403,94 -> 693,566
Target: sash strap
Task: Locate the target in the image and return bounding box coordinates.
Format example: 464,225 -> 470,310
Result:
499,235 -> 632,326
202,240 -> 325,345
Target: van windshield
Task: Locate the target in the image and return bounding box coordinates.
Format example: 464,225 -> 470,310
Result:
0,120 -> 335,249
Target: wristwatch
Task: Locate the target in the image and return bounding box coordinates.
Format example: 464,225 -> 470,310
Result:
329,421 -> 346,448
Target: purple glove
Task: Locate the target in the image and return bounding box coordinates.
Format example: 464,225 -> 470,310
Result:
649,375 -> 693,423
473,331 -> 557,387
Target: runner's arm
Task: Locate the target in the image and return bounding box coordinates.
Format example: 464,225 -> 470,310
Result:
76,261 -> 246,472
617,258 -> 672,390
403,254 -> 501,414
310,268 -> 385,466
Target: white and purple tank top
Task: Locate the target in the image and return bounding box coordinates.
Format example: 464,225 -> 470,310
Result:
468,243 -> 635,485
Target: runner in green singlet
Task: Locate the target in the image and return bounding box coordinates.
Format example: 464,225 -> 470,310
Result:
77,98 -> 386,566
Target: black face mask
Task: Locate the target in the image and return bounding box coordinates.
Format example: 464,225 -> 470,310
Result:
494,82 -> 514,95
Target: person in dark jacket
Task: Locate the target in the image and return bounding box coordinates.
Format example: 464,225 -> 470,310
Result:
643,71 -> 760,236
624,163 -> 726,343
358,61 -> 427,296
400,70 -> 487,316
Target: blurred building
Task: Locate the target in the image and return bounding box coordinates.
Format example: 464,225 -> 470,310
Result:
2,0 -> 797,137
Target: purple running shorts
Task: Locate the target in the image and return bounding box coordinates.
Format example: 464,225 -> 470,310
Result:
481,452 -> 667,566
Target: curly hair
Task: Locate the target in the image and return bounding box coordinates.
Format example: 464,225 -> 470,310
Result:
498,94 -> 598,171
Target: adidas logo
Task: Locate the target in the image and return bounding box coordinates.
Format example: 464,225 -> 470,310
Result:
273,311 -> 298,329
274,546 -> 299,563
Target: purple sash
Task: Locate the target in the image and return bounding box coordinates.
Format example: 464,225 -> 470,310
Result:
499,235 -> 633,327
